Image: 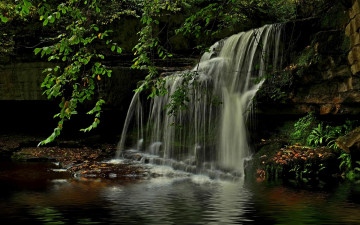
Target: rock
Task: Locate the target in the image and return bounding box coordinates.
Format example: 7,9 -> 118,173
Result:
348,46 -> 360,65
336,127 -> 360,152
351,63 -> 360,75
350,32 -> 360,45
349,0 -> 360,19
70,161 -> 148,179
346,14 -> 360,36
320,104 -> 334,115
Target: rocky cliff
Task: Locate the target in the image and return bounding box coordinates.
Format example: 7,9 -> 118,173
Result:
257,1 -> 360,116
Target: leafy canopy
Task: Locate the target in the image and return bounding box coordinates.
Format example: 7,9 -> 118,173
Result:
1,0 -> 299,144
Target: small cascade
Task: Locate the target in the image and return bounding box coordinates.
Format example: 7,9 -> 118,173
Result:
116,24 -> 283,177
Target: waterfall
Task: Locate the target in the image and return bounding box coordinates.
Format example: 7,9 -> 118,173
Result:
116,24 -> 283,176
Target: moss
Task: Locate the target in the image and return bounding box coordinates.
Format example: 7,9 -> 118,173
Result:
297,47 -> 315,67
256,70 -> 294,103
320,3 -> 348,30
290,113 -> 318,145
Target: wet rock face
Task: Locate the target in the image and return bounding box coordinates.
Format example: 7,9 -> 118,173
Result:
346,0 -> 360,75
257,2 -> 360,116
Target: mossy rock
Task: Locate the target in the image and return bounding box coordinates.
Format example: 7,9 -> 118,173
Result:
11,151 -> 55,162
336,127 -> 360,153
313,30 -> 350,55
320,3 -> 349,30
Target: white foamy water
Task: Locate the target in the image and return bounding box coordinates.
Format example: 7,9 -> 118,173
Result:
116,24 -> 283,177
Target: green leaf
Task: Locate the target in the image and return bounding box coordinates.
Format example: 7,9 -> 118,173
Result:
23,0 -> 32,8
22,2 -> 30,15
0,16 -> 8,23
43,19 -> 49,26
117,47 -> 122,54
49,15 -> 55,23
34,48 -> 42,55
111,46 -> 115,51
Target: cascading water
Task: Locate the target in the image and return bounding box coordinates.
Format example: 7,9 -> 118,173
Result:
116,24 -> 283,177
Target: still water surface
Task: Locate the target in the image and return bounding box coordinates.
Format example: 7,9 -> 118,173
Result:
1,161 -> 360,225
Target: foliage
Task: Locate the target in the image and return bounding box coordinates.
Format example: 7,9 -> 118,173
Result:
291,112 -> 316,144
297,46 -> 317,67
165,71 -> 198,117
295,45 -> 320,77
295,0 -> 337,18
306,123 -> 327,147
132,0 -> 180,98
339,153 -> 360,180
1,0 -> 130,145
0,0 -> 329,144
178,0 -> 296,35
33,0 -> 120,145
264,145 -> 333,181
257,70 -> 293,103
290,112 -> 355,150
307,120 -> 355,150
339,153 -> 352,172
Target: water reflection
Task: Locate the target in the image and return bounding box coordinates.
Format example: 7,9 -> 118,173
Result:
101,177 -> 252,224
250,181 -> 360,225
1,162 -> 360,224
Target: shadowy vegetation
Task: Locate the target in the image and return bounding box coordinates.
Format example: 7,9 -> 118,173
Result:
0,0 -> 333,144
255,113 -> 360,182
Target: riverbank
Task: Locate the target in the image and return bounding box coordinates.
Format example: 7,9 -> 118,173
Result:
0,133 -> 150,179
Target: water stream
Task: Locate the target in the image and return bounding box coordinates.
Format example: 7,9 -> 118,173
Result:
116,24 -> 283,176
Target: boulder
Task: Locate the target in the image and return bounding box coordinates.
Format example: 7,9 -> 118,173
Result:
336,127 -> 360,152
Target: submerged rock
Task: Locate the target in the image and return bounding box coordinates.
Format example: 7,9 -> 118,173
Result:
69,161 -> 148,179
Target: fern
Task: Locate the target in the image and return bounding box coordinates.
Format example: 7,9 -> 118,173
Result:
339,153 -> 351,171
307,123 -> 326,147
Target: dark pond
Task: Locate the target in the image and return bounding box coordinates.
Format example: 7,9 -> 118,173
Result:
1,161 -> 360,225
